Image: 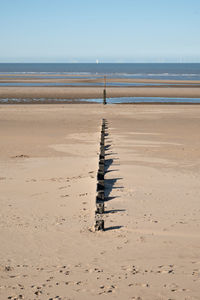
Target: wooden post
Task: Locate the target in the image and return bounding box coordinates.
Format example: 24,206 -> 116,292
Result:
96,203 -> 105,214
95,219 -> 104,231
99,163 -> 104,173
97,182 -> 104,191
94,118 -> 109,231
103,76 -> 107,105
97,190 -> 104,201
99,153 -> 105,160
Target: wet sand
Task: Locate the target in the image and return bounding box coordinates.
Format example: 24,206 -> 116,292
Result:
0,104 -> 200,299
1,75 -> 200,99
1,86 -> 200,99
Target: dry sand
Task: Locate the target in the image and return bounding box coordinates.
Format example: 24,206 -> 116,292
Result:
0,104 -> 200,300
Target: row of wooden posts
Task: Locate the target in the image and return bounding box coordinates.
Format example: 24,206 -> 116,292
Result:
95,118 -> 108,231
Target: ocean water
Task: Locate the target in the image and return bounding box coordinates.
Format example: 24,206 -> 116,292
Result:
0,63 -> 200,81
88,97 -> 200,104
1,82 -> 199,87
1,97 -> 200,104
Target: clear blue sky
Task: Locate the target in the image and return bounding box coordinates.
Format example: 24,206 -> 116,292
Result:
0,0 -> 200,62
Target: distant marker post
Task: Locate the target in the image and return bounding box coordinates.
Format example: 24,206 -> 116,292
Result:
103,76 -> 107,105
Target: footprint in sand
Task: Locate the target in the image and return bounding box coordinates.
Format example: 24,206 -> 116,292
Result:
58,186 -> 68,190
4,266 -> 14,272
46,276 -> 54,282
121,265 -> 140,275
98,285 -> 116,295
26,178 -> 37,182
137,236 -> 146,243
34,289 -> 43,296
156,264 -> 175,274
135,283 -> 150,288
166,283 -> 179,292
8,296 -> 24,300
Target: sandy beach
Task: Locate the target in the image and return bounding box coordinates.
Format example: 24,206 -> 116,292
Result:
1,103 -> 200,299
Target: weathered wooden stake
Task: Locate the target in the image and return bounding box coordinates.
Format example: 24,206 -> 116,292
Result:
99,154 -> 105,161
95,219 -> 104,231
97,190 -> 104,201
97,182 -> 104,191
103,76 -> 107,105
99,164 -> 104,173
99,157 -> 105,164
96,203 -> 105,214
97,171 -> 104,181
100,151 -> 105,158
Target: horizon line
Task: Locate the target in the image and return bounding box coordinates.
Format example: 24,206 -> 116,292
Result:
1,61 -> 200,64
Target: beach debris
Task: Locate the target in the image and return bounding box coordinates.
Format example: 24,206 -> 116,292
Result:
4,265 -> 13,272
11,154 -> 29,159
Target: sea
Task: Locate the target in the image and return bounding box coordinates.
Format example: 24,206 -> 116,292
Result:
0,63 -> 200,80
